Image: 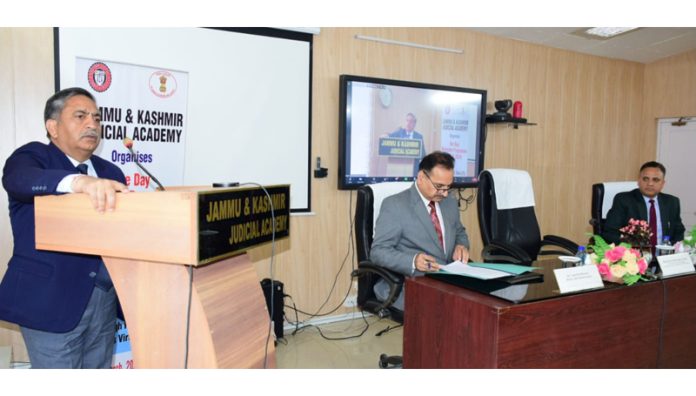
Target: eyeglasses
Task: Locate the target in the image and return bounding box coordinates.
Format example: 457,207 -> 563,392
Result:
423,171 -> 452,193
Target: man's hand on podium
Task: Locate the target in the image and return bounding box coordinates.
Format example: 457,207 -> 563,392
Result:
72,176 -> 130,213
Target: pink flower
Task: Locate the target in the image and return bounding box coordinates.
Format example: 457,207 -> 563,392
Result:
605,246 -> 627,262
637,258 -> 648,274
597,263 -> 611,276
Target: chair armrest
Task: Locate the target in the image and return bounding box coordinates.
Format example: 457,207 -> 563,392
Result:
481,240 -> 534,265
353,261 -> 404,285
541,235 -> 579,254
351,261 -> 404,314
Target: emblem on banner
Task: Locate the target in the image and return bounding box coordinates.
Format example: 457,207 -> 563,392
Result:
149,70 -> 177,98
87,62 -> 112,92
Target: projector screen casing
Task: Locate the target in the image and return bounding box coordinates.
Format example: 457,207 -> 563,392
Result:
55,27 -> 313,211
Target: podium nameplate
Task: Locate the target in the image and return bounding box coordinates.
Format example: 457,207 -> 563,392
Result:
197,185 -> 290,264
378,137 -> 422,158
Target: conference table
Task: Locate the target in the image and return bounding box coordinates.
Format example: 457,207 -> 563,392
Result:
403,260 -> 696,368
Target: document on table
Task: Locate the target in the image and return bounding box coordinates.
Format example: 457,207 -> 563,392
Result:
439,261 -> 511,280
468,262 -> 538,275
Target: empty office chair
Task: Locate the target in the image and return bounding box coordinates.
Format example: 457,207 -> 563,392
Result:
590,181 -> 638,235
351,181 -> 411,368
477,169 -> 578,265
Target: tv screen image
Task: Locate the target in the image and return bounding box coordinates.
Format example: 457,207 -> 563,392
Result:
338,75 -> 487,190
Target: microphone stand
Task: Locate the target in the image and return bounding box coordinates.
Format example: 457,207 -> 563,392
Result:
125,146 -> 165,191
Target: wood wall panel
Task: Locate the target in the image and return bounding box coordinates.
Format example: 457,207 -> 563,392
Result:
2,28 -> 696,362
642,49 -> 696,160
262,27 -> 652,323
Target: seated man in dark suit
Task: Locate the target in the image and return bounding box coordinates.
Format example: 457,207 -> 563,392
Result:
0,87 -> 130,368
370,151 -> 470,310
603,161 -> 685,246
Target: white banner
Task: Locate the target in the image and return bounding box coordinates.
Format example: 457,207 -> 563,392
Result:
439,104 -> 477,178
111,319 -> 133,369
75,58 -> 188,190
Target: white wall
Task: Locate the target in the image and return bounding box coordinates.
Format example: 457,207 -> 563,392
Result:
0,27 -> 56,361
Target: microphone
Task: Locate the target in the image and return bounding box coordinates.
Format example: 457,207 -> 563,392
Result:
122,138 -> 165,191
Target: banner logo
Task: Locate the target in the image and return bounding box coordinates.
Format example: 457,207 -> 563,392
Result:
88,62 -> 112,92
149,70 -> 178,98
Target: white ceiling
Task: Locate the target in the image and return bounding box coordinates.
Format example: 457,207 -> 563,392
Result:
465,27 -> 696,63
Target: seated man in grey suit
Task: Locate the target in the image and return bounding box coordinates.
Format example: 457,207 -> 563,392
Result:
370,151 -> 470,310
603,161 -> 685,245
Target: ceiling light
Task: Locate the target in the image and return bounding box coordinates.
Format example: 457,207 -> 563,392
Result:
585,27 -> 639,38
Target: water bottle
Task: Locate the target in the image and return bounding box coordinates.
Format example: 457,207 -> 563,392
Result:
659,236 -> 672,256
575,246 -> 587,267
583,251 -> 594,266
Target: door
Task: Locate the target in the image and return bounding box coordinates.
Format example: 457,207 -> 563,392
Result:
657,118 -> 696,230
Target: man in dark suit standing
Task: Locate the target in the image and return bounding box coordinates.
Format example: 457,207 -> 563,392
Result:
389,113 -> 426,177
603,161 -> 685,246
370,151 -> 470,310
0,87 -> 129,368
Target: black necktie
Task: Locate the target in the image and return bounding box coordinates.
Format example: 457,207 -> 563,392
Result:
649,199 -> 658,250
76,163 -> 89,175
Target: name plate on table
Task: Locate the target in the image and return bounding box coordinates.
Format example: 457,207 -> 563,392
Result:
553,265 -> 604,294
657,253 -> 696,277
197,185 -> 290,264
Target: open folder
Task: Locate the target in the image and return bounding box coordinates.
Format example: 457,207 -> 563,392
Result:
439,261 -> 539,281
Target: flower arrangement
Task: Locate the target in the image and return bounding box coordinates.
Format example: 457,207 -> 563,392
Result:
675,225 -> 696,264
682,225 -> 696,249
619,218 -> 652,248
588,235 -> 649,286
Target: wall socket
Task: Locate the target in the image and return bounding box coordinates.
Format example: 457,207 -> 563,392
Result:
344,295 -> 358,307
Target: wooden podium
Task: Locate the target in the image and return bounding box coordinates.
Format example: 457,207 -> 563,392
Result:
33,185 -> 290,368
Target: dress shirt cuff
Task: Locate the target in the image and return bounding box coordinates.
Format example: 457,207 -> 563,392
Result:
411,254 -> 418,275
57,174 -> 83,193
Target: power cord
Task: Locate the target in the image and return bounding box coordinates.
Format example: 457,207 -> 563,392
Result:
295,310 -> 370,341
280,191 -> 367,341
285,191 -> 357,323
184,264 -> 193,368
457,187 -> 476,212
239,182 -> 276,369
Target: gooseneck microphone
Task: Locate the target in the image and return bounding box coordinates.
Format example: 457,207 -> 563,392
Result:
122,137 -> 165,191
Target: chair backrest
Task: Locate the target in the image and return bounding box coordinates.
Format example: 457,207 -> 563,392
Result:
355,182 -> 412,309
477,169 -> 543,260
355,182 -> 413,263
591,181 -> 637,234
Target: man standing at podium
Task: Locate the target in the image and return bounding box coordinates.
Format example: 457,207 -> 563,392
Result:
370,151 -> 470,310
389,113 -> 426,177
0,87 -> 129,368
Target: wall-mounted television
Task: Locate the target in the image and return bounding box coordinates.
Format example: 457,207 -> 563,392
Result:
338,75 -> 487,190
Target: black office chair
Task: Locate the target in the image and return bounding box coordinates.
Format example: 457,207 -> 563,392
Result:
590,181 -> 638,235
351,182 -> 411,368
477,169 -> 578,265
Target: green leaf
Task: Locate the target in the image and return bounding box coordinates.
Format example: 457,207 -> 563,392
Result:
588,234 -> 611,258
623,273 -> 641,286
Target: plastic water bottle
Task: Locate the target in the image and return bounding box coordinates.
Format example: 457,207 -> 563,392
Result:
659,236 -> 672,256
575,246 -> 587,267
583,251 -> 593,266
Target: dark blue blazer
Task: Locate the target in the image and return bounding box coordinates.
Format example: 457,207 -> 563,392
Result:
602,188 -> 685,245
388,128 -> 425,177
0,141 -> 126,332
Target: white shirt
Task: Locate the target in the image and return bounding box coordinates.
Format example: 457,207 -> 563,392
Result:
410,182 -> 447,273
56,156 -> 96,193
643,195 -> 664,243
